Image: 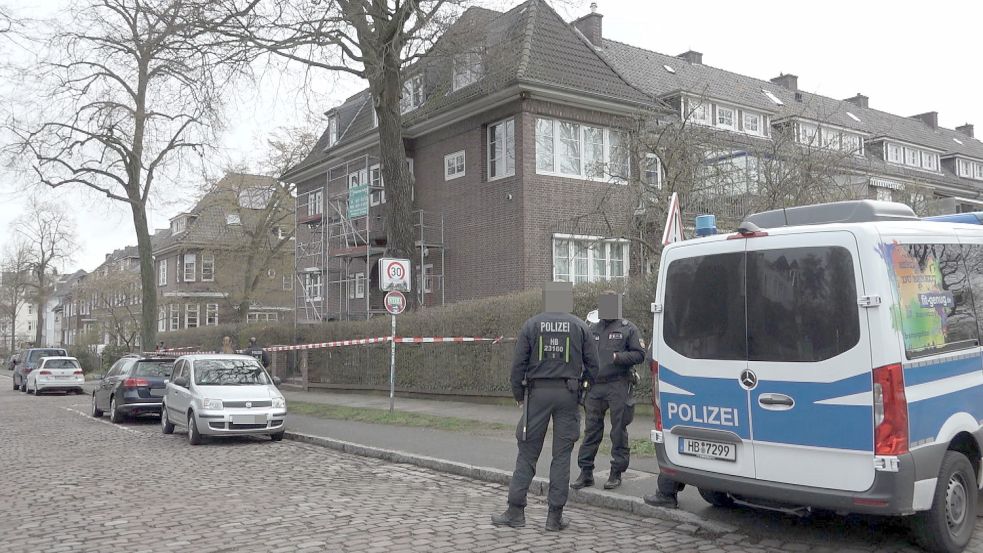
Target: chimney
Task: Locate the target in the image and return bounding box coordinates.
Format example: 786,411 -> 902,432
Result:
844,93 -> 869,109
770,73 -> 798,91
572,3 -> 603,48
676,50 -> 703,65
911,111 -> 939,129
957,123 -> 974,139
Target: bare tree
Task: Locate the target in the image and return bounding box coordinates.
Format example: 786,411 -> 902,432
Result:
84,269 -> 142,350
207,0 -> 471,306
0,241 -> 32,352
9,0 -> 247,350
15,200 -> 76,345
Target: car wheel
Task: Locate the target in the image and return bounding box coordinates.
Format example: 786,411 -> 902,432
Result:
912,451 -> 977,553
160,404 -> 174,435
74,388 -> 84,395
698,488 -> 736,508
109,397 -> 124,424
270,432 -> 285,442
90,393 -> 103,417
187,412 -> 202,445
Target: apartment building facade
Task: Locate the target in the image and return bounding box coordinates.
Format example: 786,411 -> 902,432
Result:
286,0 -> 983,322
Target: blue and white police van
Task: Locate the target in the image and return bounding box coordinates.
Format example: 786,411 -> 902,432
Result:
650,200 -> 983,553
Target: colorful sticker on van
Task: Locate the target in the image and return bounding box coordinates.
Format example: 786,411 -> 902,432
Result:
879,242 -> 956,354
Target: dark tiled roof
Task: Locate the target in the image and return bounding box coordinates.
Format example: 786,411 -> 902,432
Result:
284,0 -> 658,179
599,39 -> 983,163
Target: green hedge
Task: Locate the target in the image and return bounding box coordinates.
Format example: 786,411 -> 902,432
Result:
160,278 -> 658,398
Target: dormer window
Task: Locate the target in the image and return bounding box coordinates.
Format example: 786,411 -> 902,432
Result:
956,158 -> 983,180
327,115 -> 338,147
884,141 -> 940,172
452,52 -> 482,91
170,216 -> 187,234
715,105 -> 736,131
400,74 -> 425,114
687,98 -> 710,125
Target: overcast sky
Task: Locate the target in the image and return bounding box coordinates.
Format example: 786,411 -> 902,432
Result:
1,0 -> 980,273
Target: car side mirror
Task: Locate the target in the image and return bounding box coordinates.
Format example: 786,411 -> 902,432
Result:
173,376 -> 189,388
273,376 -> 282,387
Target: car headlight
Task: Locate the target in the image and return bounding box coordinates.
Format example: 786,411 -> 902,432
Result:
202,398 -> 224,410
271,396 -> 286,409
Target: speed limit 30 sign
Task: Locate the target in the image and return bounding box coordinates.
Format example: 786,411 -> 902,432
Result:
379,258 -> 411,292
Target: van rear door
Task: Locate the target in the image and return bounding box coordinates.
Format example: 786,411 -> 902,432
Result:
658,238 -> 755,479
744,231 -> 875,492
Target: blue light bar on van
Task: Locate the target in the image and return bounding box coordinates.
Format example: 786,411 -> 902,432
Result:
922,212 -> 983,225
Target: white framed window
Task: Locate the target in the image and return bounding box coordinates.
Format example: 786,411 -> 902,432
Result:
171,217 -> 186,234
799,122 -> 818,146
327,115 -> 338,147
282,275 -> 294,291
822,128 -> 841,149
201,254 -> 215,282
742,112 -> 763,136
922,152 -> 939,172
904,147 -> 921,167
183,253 -> 196,282
875,187 -> 893,202
534,117 -> 629,182
687,98 -> 710,125
452,52 -> 482,91
158,260 -> 167,287
715,105 -> 736,131
206,304 -> 218,326
304,272 -> 323,301
247,312 -> 278,323
552,234 -> 629,284
842,133 -> 864,156
886,143 -> 903,164
351,272 -> 365,299
644,154 -> 663,189
369,164 -> 385,206
158,307 -> 167,332
400,74 -> 424,114
309,189 -> 323,216
444,150 -> 466,180
975,162 -> 983,180
185,304 -> 199,329
488,118 -> 515,180
169,304 -> 180,331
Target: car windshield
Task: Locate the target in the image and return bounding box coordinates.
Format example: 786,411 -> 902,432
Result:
193,359 -> 270,386
43,359 -> 80,369
132,360 -> 174,377
28,349 -> 67,364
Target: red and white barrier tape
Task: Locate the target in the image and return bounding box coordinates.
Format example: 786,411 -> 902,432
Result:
151,336 -> 514,355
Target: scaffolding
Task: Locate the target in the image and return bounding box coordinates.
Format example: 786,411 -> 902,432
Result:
295,188 -> 326,323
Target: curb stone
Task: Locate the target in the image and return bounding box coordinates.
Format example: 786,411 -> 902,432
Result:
284,431 -> 738,536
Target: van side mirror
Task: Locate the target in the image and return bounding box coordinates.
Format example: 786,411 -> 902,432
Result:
273,376 -> 282,387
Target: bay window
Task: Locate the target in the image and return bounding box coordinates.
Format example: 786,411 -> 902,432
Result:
535,117 -> 629,182
552,234 -> 629,283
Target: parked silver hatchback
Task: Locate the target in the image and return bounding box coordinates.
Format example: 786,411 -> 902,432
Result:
160,354 -> 286,445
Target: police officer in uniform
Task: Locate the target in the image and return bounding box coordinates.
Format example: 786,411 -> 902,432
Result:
492,282 -> 599,531
571,291 -> 645,491
245,337 -> 270,368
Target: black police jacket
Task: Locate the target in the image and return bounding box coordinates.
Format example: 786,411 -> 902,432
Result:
510,312 -> 600,402
591,319 -> 645,382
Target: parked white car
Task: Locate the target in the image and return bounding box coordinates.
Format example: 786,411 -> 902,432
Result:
25,357 -> 85,395
160,354 -> 286,445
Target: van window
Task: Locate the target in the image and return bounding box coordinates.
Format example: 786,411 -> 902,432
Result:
964,244 -> 983,340
27,349 -> 68,365
664,252 -> 746,360
886,243 -> 979,358
747,247 -> 860,362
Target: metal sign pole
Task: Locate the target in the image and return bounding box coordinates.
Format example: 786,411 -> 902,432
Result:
389,313 -> 396,413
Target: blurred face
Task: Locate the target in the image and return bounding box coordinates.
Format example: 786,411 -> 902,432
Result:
543,283 -> 573,313
598,293 -> 622,320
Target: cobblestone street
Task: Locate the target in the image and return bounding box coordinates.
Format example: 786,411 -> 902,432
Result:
0,383 -> 979,553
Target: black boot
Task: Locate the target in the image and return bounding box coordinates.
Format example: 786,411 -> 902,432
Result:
643,492 -> 678,509
603,471 -> 622,490
570,470 -> 594,490
491,504 -> 525,528
545,507 -> 570,531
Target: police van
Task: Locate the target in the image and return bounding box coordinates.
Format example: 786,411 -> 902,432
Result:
650,200 -> 983,553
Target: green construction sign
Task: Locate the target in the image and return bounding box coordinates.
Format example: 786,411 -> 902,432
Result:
348,185 -> 368,218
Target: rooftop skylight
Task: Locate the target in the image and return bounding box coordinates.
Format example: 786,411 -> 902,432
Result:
846,111 -> 862,123
954,137 -> 964,145
663,65 -> 676,74
761,89 -> 783,105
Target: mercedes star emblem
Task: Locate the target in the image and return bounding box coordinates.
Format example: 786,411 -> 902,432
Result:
739,369 -> 757,390
245,401 -> 252,409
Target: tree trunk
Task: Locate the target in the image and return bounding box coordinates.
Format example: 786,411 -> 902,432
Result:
10,309 -> 16,352
131,203 -> 157,351
372,54 -> 416,306
34,274 -> 45,345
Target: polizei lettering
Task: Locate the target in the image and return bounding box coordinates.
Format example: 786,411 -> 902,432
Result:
667,402 -> 739,427
540,321 -> 570,333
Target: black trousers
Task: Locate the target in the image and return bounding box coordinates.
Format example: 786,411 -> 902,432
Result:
658,473 -> 684,495
577,379 -> 632,473
507,385 -> 580,509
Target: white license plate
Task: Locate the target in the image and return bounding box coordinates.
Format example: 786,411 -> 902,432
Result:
678,438 -> 736,462
231,415 -> 267,425
54,375 -> 72,379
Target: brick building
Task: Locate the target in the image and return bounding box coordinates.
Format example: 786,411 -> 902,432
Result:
285,0 -> 983,322
154,173 -> 295,333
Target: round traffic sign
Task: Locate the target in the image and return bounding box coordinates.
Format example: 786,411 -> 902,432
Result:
386,261 -> 406,280
384,291 -> 406,315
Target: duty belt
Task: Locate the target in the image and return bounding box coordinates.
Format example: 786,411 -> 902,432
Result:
594,374 -> 629,384
528,378 -> 577,388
